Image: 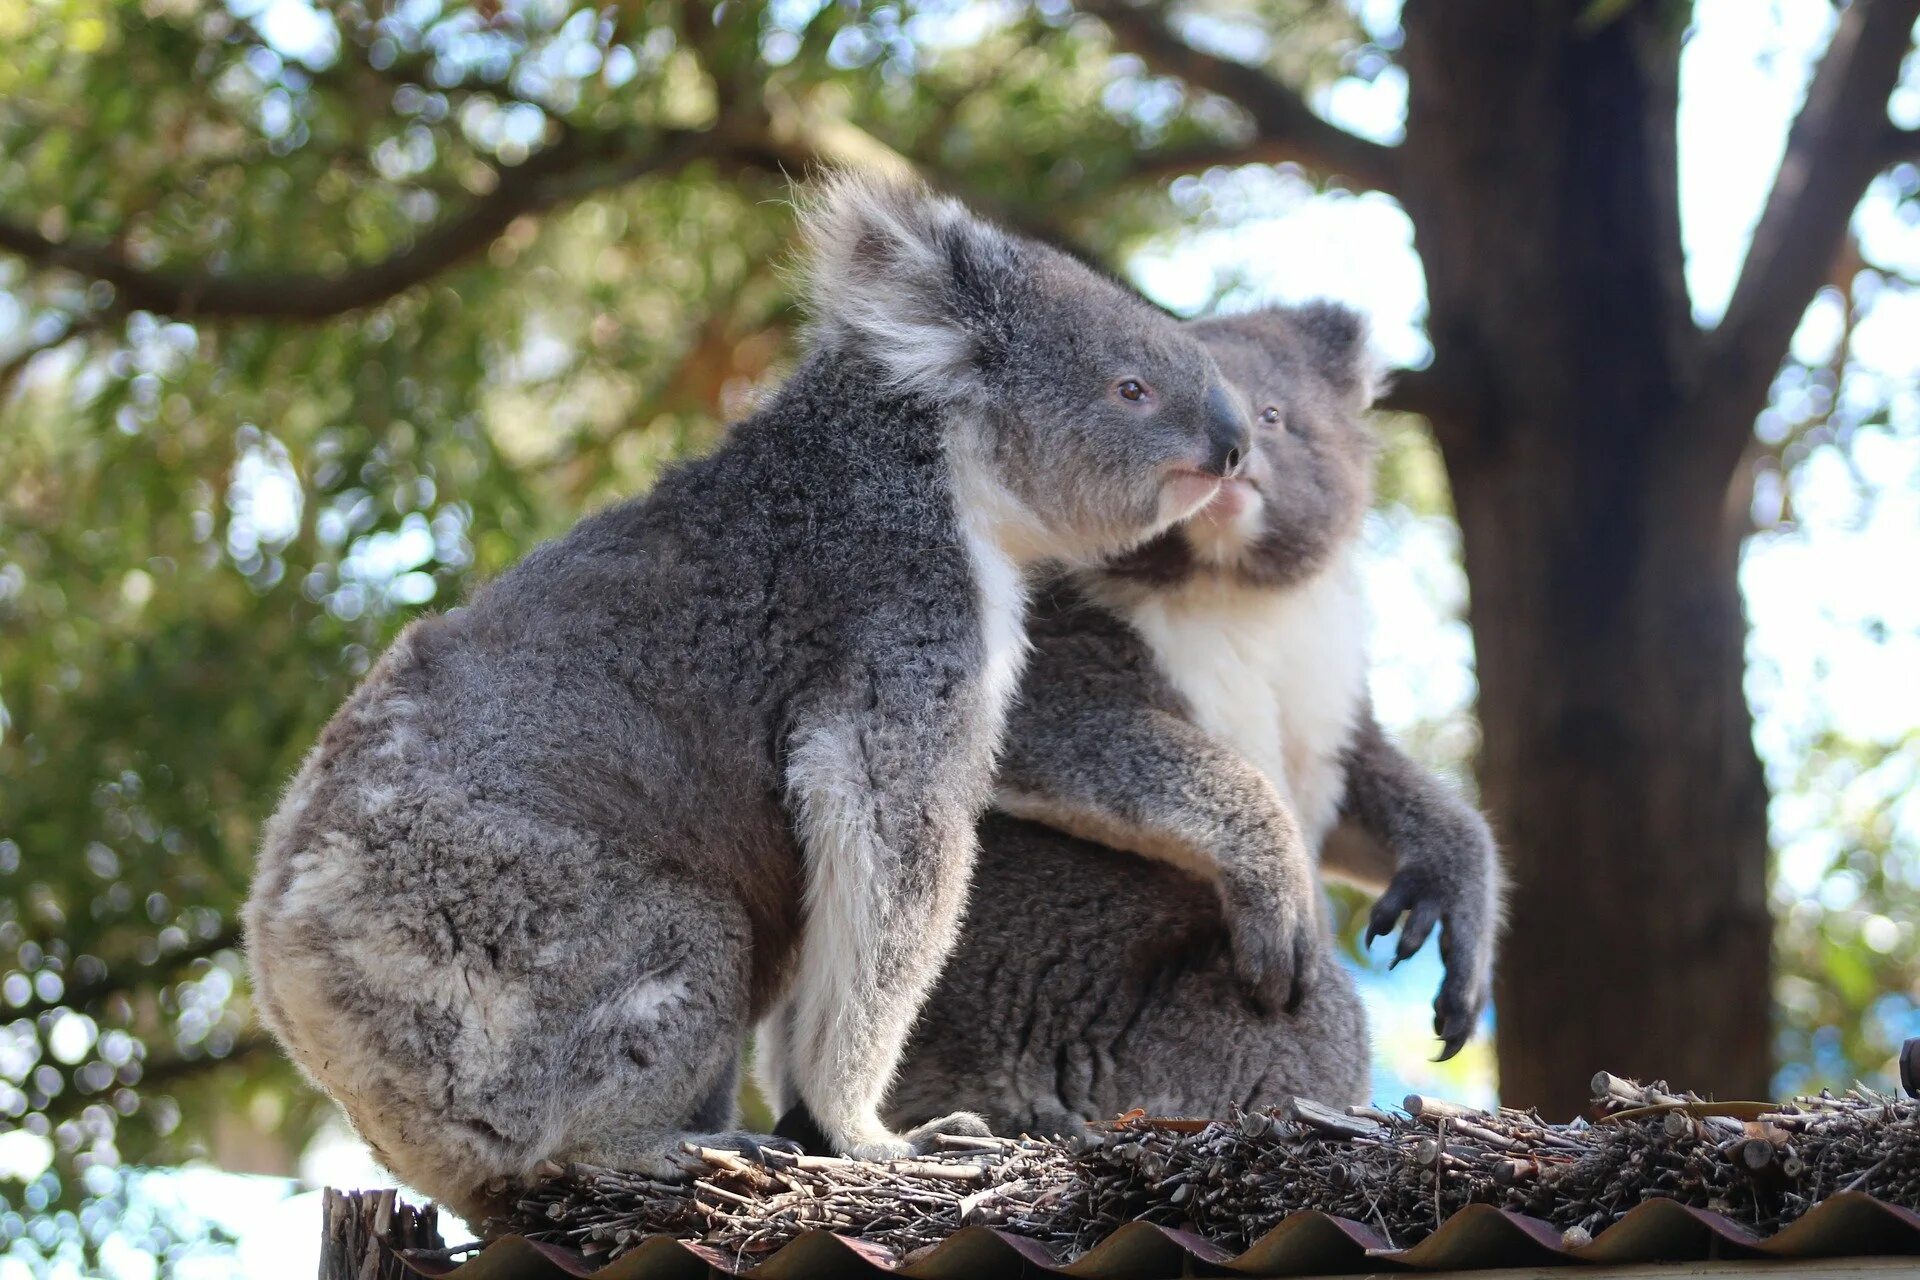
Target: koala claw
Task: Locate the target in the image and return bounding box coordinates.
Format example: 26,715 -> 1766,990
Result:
1366,871 -> 1436,962
1369,868 -> 1490,1058
682,1131 -> 807,1171
1431,948 -> 1489,1062
1433,997 -> 1479,1062
739,1133 -> 808,1165
1228,903 -> 1317,1018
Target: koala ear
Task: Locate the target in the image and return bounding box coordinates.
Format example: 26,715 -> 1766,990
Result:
1283,301 -> 1384,409
795,170 -> 1022,401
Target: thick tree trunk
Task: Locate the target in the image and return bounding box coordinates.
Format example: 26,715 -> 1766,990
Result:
1399,3 -> 1773,1119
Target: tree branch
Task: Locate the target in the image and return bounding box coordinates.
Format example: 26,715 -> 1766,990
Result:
1082,0 -> 1402,193
0,313 -> 105,401
1371,358 -> 1497,461
1375,365 -> 1447,421
40,1032 -> 274,1129
133,1032 -> 272,1092
1695,0 -> 1920,441
0,125 -> 733,324
14,926 -> 242,1024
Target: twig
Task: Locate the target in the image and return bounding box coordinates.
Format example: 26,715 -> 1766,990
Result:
490,1079 -> 1920,1264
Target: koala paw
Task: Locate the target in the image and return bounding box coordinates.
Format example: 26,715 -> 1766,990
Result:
1365,866 -> 1493,1060
904,1110 -> 994,1147
842,1135 -> 915,1162
843,1111 -> 994,1162
1223,881 -> 1320,1017
1431,964 -> 1490,1063
676,1131 -> 808,1174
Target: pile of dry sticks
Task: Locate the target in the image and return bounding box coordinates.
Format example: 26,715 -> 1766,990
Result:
496,1073 -> 1920,1264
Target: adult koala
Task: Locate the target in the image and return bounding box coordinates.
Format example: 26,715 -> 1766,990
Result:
244,174 -> 1253,1222
776,303 -> 1503,1140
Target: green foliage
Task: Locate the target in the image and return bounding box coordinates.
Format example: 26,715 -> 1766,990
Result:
1770,730 -> 1920,1093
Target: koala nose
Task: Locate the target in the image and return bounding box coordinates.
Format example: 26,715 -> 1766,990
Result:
1203,383 -> 1251,478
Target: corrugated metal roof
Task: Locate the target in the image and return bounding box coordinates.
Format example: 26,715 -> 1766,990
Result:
341,1190 -> 1920,1278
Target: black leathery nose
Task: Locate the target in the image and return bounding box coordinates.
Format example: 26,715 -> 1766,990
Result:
1204,383 -> 1252,477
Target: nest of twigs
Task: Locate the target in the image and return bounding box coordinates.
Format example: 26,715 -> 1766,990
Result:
494,1073 -> 1920,1264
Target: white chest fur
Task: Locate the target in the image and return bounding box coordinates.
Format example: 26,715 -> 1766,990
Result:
1122,551 -> 1369,850
944,432 -> 1037,738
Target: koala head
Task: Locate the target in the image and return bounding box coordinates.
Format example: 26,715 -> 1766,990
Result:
797,172 -> 1252,564
1101,302 -> 1381,590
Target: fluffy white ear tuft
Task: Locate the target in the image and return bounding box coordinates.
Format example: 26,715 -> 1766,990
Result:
794,170 -> 1018,400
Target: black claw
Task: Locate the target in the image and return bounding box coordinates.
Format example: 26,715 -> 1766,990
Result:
1366,885 -> 1410,945
728,1134 -> 804,1165
1432,988 -> 1475,1060
1396,903 -> 1440,962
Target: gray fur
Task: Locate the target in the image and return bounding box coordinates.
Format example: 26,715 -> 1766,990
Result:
991,580 -> 1322,1017
243,174 -> 1254,1222
885,815 -> 1369,1133
1338,710 -> 1504,1055
882,303 -> 1502,1134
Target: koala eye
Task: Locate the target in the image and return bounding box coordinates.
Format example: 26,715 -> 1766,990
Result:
1259,405 -> 1284,429
1115,379 -> 1152,404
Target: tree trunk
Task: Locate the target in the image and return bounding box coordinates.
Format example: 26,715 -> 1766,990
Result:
1398,2 -> 1774,1119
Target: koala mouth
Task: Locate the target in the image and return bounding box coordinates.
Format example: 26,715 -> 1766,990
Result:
1158,468 -> 1226,526
1198,477 -> 1258,524
1183,478 -> 1265,565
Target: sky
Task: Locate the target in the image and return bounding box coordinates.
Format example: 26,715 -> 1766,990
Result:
6,0 -> 1920,1275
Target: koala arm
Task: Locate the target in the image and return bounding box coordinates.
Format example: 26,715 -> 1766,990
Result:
995,698 -> 1322,1015
1327,708 -> 1505,1060
780,693 -> 993,1161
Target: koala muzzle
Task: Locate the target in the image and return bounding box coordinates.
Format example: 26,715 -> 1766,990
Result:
1202,383 -> 1252,478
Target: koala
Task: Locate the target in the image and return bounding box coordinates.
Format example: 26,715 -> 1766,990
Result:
772,302 -> 1502,1142
988,303 -> 1503,1037
243,174 -> 1254,1223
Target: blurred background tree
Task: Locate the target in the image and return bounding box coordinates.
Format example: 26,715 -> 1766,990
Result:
3,0 -> 1919,1271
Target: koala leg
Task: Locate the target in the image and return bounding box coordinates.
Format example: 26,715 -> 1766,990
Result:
254,842 -> 790,1226
996,703 -> 1321,1015
1329,707 -> 1506,1059
782,716 -> 992,1160
541,926 -> 805,1181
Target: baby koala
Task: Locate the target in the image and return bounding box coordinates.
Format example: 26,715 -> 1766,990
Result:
244,175 -> 1255,1222
832,302 -> 1502,1135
